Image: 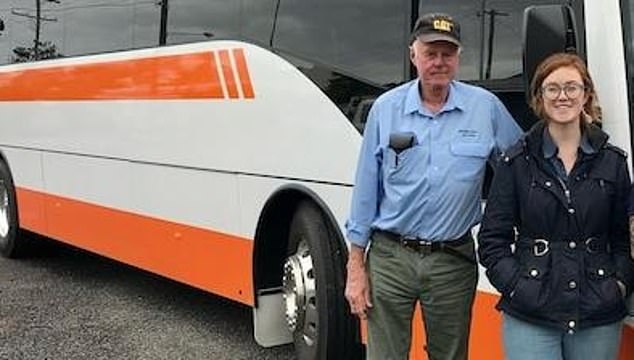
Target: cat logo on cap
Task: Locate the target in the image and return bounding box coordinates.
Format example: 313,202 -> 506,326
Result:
433,19 -> 454,33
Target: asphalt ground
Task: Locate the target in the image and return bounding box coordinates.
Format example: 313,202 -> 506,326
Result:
0,234 -> 296,360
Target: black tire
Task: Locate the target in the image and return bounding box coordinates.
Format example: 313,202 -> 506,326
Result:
0,159 -> 22,258
284,200 -> 361,360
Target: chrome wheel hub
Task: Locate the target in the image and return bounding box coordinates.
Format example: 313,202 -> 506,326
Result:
282,239 -> 318,347
0,180 -> 9,238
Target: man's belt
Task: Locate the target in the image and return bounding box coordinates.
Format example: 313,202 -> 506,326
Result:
375,230 -> 475,264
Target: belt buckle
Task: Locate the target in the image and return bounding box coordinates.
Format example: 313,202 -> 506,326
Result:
417,239 -> 433,255
401,236 -> 431,254
533,238 -> 549,257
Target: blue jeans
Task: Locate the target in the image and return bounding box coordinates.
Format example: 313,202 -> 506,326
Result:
502,313 -> 623,360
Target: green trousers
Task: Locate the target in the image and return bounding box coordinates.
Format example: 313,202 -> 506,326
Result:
366,231 -> 478,360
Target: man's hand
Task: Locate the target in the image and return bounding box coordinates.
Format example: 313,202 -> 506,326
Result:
344,245 -> 372,319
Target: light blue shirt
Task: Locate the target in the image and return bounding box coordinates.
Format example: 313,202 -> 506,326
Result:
346,79 -> 522,248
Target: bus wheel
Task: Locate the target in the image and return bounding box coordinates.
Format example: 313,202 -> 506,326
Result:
283,200 -> 356,360
0,159 -> 21,258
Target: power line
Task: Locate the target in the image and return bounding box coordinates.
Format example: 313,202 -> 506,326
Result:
0,1 -> 156,13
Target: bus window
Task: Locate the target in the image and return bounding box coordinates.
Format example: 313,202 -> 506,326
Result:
0,0 -> 161,64
130,0 -> 161,49
240,0 -> 277,47
59,0 -> 136,57
419,0 -> 568,85
167,0 -> 240,45
274,0 -> 407,87
0,0 -> 66,64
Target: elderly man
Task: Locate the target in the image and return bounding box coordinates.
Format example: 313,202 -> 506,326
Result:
344,13 -> 522,360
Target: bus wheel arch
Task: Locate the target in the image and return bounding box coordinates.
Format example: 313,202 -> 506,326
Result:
253,185 -> 362,359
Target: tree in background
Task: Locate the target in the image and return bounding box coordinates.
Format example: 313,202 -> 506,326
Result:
11,0 -> 63,63
12,41 -> 62,63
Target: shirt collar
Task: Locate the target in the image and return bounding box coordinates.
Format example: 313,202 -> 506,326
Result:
404,79 -> 464,116
542,127 -> 597,159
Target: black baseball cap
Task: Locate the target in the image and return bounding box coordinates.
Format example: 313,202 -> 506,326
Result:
411,13 -> 461,47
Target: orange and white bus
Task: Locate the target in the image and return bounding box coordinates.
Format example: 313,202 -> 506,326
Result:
0,1 -> 632,359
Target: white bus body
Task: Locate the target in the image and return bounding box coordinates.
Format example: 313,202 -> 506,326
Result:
0,1 -> 632,359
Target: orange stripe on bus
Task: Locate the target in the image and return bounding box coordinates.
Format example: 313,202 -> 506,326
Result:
16,187 -> 254,305
218,50 -> 239,99
0,52 -> 234,101
233,49 -> 255,99
620,324 -> 634,360
16,187 -> 48,233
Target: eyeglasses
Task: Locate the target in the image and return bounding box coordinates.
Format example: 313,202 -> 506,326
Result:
541,83 -> 586,100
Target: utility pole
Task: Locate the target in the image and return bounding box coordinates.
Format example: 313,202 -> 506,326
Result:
478,0 -> 486,80
35,0 -> 41,59
483,9 -> 508,80
159,0 -> 169,45
11,0 -> 58,60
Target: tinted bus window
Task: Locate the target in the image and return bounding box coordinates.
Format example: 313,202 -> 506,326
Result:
275,0 -> 407,86
167,0 -> 239,45
0,0 -> 66,64
419,0 -> 567,85
57,0 -> 136,57
0,1 -> 160,64
240,0 -> 277,46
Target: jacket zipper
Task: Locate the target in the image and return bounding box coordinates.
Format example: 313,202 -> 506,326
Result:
556,176 -> 572,205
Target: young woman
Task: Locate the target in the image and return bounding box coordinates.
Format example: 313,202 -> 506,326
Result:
478,52 -> 634,359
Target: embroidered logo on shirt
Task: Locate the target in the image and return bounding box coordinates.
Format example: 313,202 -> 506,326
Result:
457,129 -> 480,140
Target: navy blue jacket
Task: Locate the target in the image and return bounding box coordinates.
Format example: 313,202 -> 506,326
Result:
478,121 -> 634,332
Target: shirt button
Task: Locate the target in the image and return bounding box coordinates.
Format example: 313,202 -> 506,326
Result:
568,320 -> 576,328
598,268 -> 605,276
568,208 -> 575,214
530,269 -> 539,277
568,241 -> 576,249
545,181 -> 552,187
569,280 -> 577,289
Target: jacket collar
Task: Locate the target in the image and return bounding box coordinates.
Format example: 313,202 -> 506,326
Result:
525,120 -> 608,158
542,127 -> 596,159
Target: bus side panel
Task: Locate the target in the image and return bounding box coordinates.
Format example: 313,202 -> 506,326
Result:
36,151 -> 252,304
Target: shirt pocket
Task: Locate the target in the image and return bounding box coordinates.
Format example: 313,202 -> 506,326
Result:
384,144 -> 425,186
449,141 -> 491,181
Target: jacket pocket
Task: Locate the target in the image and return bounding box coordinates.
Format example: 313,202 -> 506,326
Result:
583,262 -> 624,312
449,141 -> 490,181
509,251 -> 552,313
